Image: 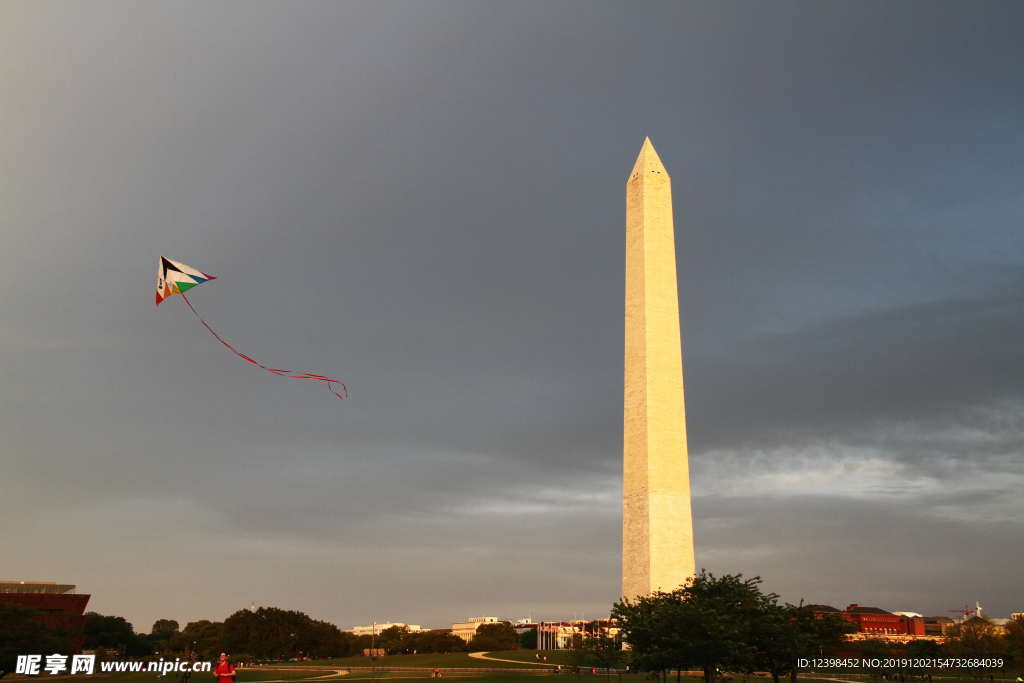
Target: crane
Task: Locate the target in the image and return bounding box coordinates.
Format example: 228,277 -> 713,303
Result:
948,605 -> 973,622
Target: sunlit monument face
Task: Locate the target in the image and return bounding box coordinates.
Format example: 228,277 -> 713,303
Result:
623,138 -> 696,599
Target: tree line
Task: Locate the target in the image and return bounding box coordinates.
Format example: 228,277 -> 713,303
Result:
4,573 -> 1023,680
609,572 -> 1024,683
371,622 -> 521,654
1,603 -> 529,676
610,572 -> 854,683
79,608 -> 487,660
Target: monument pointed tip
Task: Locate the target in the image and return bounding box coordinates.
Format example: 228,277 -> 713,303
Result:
629,137 -> 669,181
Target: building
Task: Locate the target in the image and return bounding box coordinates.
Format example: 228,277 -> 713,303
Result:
623,138 -> 696,600
450,616 -> 499,643
844,604 -> 925,636
922,616 -> 955,636
809,604 -> 930,641
512,619 -> 538,637
959,616 -> 1010,635
0,581 -> 91,650
536,620 -> 621,651
349,622 -> 423,636
988,618 -> 1013,631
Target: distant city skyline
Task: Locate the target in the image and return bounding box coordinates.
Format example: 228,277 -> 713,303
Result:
3,0 -> 1022,631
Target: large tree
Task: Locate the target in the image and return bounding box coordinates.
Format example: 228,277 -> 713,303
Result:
170,620 -> 225,659
151,619 -> 180,638
145,619 -> 180,654
471,622 -> 520,651
578,633 -> 625,679
613,571 -> 777,683
222,607 -> 350,660
377,625 -> 412,654
1005,616 -> 1024,668
83,613 -> 152,657
519,628 -> 537,650
754,603 -> 854,683
944,617 -> 1008,673
411,630 -> 467,654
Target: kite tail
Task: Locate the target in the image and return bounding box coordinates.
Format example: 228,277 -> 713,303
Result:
179,293 -> 348,400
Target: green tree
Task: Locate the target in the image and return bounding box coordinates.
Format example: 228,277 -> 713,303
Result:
612,571 -> 777,683
377,625 -> 412,654
151,619 -> 180,638
411,630 -> 466,654
145,619 -> 180,654
851,639 -> 893,681
350,634 -> 373,655
580,634 -> 625,680
471,622 -> 520,651
906,639 -> 940,658
945,618 -> 1008,679
222,607 -> 349,660
82,613 -> 152,656
610,587 -> 673,677
307,619 -> 352,658
752,603 -> 799,683
1004,616 -> 1024,669
0,603 -> 75,679
519,628 -> 538,650
170,620 -> 225,659
754,603 -> 854,683
904,638 -> 941,674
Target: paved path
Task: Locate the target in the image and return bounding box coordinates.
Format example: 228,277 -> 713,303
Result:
468,652 -> 549,667
244,668 -> 350,682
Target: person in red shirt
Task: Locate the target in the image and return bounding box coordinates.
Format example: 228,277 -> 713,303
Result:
213,653 -> 236,683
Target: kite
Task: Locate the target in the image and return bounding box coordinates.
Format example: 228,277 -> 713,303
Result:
156,256 -> 348,400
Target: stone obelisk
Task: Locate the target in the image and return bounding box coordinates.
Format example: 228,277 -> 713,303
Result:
623,137 -> 696,599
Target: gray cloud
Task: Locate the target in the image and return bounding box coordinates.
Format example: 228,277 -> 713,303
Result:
2,0 -> 1022,631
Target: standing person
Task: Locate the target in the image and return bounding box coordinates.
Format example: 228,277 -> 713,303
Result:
213,654 -> 236,683
178,647 -> 197,683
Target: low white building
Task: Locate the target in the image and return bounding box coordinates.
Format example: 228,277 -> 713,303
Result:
350,622 -> 423,636
450,616 -> 499,642
537,620 -> 620,650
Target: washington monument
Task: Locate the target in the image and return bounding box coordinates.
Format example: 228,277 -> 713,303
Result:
622,138 -> 696,599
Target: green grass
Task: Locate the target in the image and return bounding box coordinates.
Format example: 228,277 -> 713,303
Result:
20,655 -> 1015,683
15,670 -> 1016,683
478,652 -> 576,667
341,673 -> 555,682
298,654 -> 542,669
3,670 -> 323,683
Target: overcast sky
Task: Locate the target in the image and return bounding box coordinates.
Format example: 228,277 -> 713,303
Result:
3,1 -> 1022,632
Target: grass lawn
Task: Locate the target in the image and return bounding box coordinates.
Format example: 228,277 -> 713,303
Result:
14,670 -> 1015,683
14,657 -> 1014,683
341,673 -> 555,682
298,654 -> 543,669
3,670 -> 323,683
478,652 -> 576,667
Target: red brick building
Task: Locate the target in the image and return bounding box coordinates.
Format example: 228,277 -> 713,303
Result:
0,581 -> 91,650
809,603 -> 926,637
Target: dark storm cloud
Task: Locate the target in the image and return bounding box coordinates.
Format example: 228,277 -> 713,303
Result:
688,284 -> 1024,448
2,0 -> 1022,630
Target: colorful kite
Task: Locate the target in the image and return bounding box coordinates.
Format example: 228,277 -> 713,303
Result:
156,256 -> 348,400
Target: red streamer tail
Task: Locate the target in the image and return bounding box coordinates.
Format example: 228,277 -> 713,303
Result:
179,293 -> 348,400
